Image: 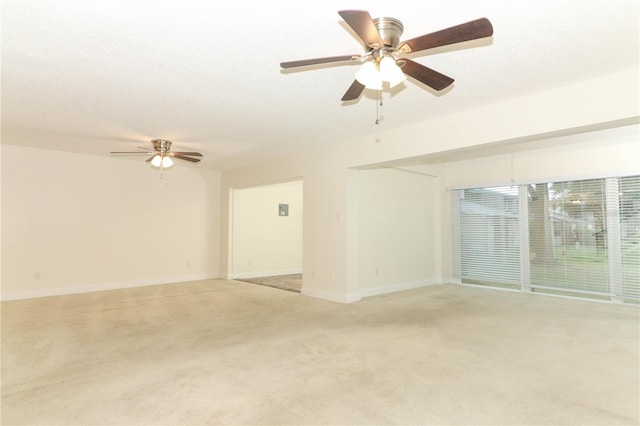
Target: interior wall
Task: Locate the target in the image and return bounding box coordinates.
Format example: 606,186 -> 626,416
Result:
221,150 -> 354,302
231,180 -> 303,278
444,125 -> 640,189
355,167 -> 439,297
0,144 -> 221,300
219,68 -> 638,303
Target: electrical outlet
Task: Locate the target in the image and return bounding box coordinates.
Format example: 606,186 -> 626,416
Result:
33,272 -> 41,280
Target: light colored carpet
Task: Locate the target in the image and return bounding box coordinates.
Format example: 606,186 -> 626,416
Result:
235,274 -> 302,293
2,280 -> 639,425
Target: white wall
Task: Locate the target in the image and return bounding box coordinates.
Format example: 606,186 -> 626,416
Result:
443,125 -> 640,190
221,150 -> 354,302
355,167 -> 440,297
1,144 -> 221,300
219,68 -> 639,303
231,180 -> 302,278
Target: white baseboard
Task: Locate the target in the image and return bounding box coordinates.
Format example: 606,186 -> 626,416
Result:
301,279 -> 442,304
0,273 -> 220,301
231,268 -> 302,280
301,287 -> 361,304
359,278 -> 441,299
2,275 -> 442,303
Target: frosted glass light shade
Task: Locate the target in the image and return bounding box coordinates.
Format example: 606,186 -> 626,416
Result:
379,56 -> 406,88
151,154 -> 162,167
355,61 -> 382,90
150,154 -> 174,168
355,58 -> 405,90
161,156 -> 173,168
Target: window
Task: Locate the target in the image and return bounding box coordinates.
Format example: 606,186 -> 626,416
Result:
618,176 -> 640,302
453,186 -> 521,290
451,175 -> 640,303
528,179 -> 610,297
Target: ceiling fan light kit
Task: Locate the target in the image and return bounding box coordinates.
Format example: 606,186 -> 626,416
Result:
355,56 -> 406,89
150,154 -> 174,169
149,139 -> 175,170
280,10 -> 493,102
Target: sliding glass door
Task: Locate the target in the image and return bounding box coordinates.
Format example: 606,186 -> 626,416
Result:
619,176 -> 640,302
452,175 -> 639,303
528,179 -> 610,297
454,186 -> 521,290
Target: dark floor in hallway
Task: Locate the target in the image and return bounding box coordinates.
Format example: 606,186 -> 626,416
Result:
235,274 -> 302,293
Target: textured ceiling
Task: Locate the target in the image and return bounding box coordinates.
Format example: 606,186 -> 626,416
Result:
2,0 -> 639,170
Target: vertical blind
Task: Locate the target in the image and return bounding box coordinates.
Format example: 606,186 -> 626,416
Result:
451,175 -> 640,303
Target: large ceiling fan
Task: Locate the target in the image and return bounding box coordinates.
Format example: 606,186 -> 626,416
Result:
110,139 -> 203,169
280,10 -> 493,101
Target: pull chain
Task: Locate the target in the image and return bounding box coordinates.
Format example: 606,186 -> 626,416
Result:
375,90 -> 383,124
510,152 -> 515,184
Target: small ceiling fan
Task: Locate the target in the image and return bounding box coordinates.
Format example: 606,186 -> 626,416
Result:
280,10 -> 493,101
110,139 -> 203,169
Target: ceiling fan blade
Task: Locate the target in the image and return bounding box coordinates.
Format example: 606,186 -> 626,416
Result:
171,151 -> 203,156
280,55 -> 360,69
400,59 -> 454,91
338,10 -> 384,49
341,80 -> 366,101
110,151 -> 151,155
145,155 -> 155,163
400,18 -> 493,53
171,154 -> 201,163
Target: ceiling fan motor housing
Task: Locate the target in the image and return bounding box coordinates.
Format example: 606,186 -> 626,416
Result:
152,138 -> 172,154
373,17 -> 404,49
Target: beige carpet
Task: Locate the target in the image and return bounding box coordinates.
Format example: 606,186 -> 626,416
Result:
2,280 -> 639,425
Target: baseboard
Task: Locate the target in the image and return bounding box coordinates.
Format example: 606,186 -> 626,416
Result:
301,287 -> 361,304
302,279 -> 442,303
231,269 -> 302,280
359,278 -> 441,299
0,273 -> 220,301
3,275 -> 441,303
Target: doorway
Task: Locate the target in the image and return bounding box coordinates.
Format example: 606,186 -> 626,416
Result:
230,180 -> 303,292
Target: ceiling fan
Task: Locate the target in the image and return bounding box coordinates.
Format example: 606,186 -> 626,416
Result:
110,139 -> 203,169
280,10 -> 493,101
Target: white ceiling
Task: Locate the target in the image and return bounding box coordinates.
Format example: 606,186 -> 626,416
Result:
2,0 -> 639,170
